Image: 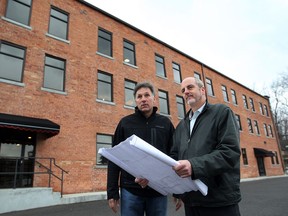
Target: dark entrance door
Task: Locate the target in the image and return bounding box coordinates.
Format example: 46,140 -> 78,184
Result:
0,129 -> 36,188
256,156 -> 266,176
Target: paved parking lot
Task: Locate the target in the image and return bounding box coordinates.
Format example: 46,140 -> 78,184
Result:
1,176 -> 288,216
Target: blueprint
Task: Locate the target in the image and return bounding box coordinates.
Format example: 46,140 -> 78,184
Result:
98,134 -> 208,196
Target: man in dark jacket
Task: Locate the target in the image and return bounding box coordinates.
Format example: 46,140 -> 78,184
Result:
171,77 -> 241,216
107,82 -> 176,216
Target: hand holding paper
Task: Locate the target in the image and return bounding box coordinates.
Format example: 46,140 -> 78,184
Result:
99,134 -> 208,196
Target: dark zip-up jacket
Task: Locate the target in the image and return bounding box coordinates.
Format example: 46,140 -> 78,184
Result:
170,103 -> 241,207
107,107 -> 175,199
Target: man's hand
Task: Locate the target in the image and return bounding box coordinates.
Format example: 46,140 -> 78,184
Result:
108,198 -> 120,213
173,160 -> 192,178
135,177 -> 149,188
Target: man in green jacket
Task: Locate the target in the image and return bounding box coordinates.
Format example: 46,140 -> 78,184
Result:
171,77 -> 241,216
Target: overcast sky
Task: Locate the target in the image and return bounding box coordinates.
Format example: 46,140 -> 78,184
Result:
85,0 -> 288,94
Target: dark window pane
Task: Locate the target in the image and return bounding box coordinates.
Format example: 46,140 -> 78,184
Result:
98,29 -> 112,56
6,0 -> 31,25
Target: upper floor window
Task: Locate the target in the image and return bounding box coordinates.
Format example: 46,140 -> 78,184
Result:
125,79 -> 136,107
96,133 -> 112,166
97,71 -> 113,102
158,90 -> 169,115
43,55 -> 66,91
5,0 -> 32,26
242,95 -> 248,109
254,120 -> 260,135
249,97 -> 255,112
235,114 -> 242,131
247,118 -> 253,133
123,39 -> 136,66
263,123 -> 269,136
172,62 -> 181,83
0,41 -> 26,83
268,125 -> 274,137
263,104 -> 269,117
48,7 -> 69,40
221,85 -> 229,102
194,72 -> 201,80
98,28 -> 112,57
176,95 -> 185,119
231,89 -> 238,105
205,77 -> 214,96
259,102 -> 264,115
155,54 -> 166,78
241,148 -> 248,165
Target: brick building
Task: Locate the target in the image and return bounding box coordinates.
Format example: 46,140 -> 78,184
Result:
0,0 -> 284,195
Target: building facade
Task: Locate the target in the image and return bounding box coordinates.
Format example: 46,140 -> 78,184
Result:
0,0 -> 284,195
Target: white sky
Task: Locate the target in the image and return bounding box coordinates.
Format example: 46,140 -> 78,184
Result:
85,0 -> 288,93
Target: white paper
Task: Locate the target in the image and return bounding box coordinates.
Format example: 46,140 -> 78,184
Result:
99,134 -> 208,196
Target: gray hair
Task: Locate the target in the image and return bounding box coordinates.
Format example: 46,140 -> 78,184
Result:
133,82 -> 155,98
195,77 -> 204,88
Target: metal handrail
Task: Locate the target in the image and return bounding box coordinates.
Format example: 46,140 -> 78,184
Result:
0,157 -> 68,197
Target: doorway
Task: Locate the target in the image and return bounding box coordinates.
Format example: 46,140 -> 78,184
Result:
0,129 -> 36,188
256,156 -> 266,176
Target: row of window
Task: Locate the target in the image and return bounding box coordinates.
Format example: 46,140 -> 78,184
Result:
241,148 -> 279,166
2,1 -> 271,119
235,114 -> 274,137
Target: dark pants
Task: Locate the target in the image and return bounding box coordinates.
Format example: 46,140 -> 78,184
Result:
184,204 -> 241,216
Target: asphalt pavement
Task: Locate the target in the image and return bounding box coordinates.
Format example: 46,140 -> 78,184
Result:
1,176 -> 288,216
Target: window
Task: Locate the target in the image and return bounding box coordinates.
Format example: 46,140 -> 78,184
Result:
96,134 -> 112,166
242,95 -> 248,109
194,72 -> 201,80
158,90 -> 169,115
172,62 -> 181,83
231,89 -> 238,105
125,79 -> 136,107
268,125 -> 274,137
241,148 -> 248,165
263,104 -> 269,117
235,114 -> 242,131
98,28 -> 112,57
259,102 -> 264,115
0,41 -> 26,82
123,40 -> 136,65
274,151 -> 279,164
97,71 -> 113,102
263,123 -> 269,136
249,98 -> 255,112
176,95 -> 185,118
5,0 -> 32,26
221,85 -> 229,102
155,54 -> 166,77
254,120 -> 260,135
43,55 -> 66,91
205,78 -> 214,96
247,118 -> 253,133
48,7 -> 69,40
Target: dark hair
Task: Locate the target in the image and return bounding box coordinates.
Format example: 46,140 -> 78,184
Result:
133,82 -> 155,98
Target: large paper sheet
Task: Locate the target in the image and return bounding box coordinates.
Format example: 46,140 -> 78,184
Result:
99,134 -> 208,196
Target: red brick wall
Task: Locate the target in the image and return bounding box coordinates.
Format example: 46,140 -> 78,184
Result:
0,0 -> 283,194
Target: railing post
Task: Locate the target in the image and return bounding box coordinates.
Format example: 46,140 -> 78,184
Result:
13,158 -> 18,189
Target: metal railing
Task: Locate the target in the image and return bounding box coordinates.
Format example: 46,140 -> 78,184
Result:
0,157 -> 68,197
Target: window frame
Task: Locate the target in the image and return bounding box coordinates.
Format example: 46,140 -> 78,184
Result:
231,89 -> 238,105
247,118 -> 253,133
97,28 -> 112,57
124,79 -> 136,107
235,114 -> 242,131
155,54 -> 166,78
48,6 -> 69,40
205,77 -> 214,96
158,89 -> 170,115
194,72 -> 201,80
176,95 -> 186,119
0,41 -> 26,83
221,85 -> 229,102
242,95 -> 249,109
5,0 -> 33,26
97,71 -> 113,102
241,148 -> 249,165
96,133 -> 113,166
43,54 -> 66,92
172,62 -> 182,83
123,39 -> 136,66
